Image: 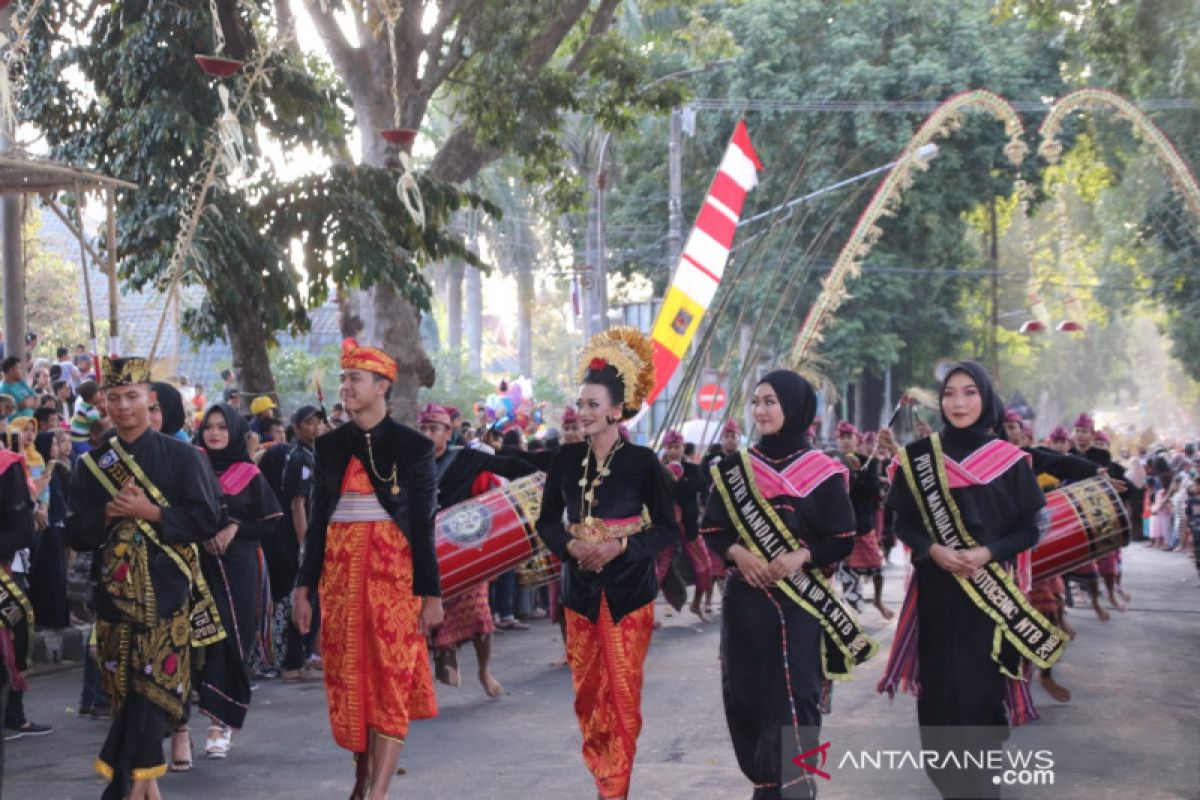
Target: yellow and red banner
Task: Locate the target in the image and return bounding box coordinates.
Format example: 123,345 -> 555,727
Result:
647,120 -> 761,405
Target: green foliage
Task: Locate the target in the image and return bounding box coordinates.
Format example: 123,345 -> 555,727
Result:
20,0 -> 488,351
605,0 -> 1066,397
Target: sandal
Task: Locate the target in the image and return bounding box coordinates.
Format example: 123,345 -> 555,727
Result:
169,727 -> 193,772
205,724 -> 230,759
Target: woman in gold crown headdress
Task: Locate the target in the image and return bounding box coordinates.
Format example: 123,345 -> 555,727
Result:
536,327 -> 677,800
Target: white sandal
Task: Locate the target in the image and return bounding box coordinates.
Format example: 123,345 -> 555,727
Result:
205,724 -> 231,759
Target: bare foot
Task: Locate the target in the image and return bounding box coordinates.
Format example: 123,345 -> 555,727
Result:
1038,672 -> 1071,703
440,665 -> 460,687
689,602 -> 709,623
549,654 -> 568,667
1093,603 -> 1111,622
1117,587 -> 1131,603
874,600 -> 895,621
1107,595 -> 1127,612
1060,618 -> 1076,640
704,605 -> 714,614
479,670 -> 504,698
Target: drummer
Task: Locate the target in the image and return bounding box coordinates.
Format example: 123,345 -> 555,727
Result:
1070,413 -> 1132,613
419,403 -> 537,698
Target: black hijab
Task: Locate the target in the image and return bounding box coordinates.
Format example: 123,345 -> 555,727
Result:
938,360 -> 1004,457
755,369 -> 817,459
195,403 -> 251,473
151,381 -> 186,437
34,430 -> 55,464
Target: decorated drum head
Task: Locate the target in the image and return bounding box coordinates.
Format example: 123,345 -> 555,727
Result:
438,502 -> 493,548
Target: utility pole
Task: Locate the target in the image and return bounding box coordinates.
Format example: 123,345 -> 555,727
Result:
1,6 -> 25,364
989,197 -> 1000,380
666,106 -> 684,270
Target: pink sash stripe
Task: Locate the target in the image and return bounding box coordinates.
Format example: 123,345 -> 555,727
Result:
219,462 -> 261,496
749,449 -> 847,499
888,439 -> 1029,488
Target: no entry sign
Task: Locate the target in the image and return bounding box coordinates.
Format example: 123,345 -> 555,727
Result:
697,383 -> 727,412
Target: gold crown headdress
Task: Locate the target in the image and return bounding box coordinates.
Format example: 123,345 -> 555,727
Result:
101,357 -> 151,390
578,326 -> 656,416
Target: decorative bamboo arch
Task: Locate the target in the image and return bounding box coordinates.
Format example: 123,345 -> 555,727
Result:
787,90 -> 1028,367
1038,87 -> 1200,224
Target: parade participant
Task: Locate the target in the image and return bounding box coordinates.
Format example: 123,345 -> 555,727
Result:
420,402 -> 536,698
536,327 -> 676,800
547,406 -> 587,665
560,406 -> 584,445
189,403 -> 282,759
1047,425 -> 1071,454
703,371 -> 872,800
1091,430 -> 1132,607
0,424 -> 35,787
293,339 -> 442,800
697,419 -> 743,613
1069,413 -> 1129,614
65,357 -> 225,800
880,362 -> 1064,799
260,405 -> 321,681
838,422 -> 893,620
657,429 -> 712,621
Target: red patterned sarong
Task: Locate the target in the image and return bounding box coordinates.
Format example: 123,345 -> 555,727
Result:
319,459 -> 437,752
847,530 -> 885,572
433,582 -> 494,651
564,599 -> 654,799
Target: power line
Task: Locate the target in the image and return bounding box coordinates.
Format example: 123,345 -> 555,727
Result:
686,98 -> 1199,113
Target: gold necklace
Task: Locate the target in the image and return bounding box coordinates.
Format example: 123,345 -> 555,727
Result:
579,437 -> 623,524
364,430 -> 401,494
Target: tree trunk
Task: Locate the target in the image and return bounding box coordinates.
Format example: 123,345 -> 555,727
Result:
227,305 -> 277,397
447,258 -> 464,380
466,260 -> 482,375
516,258 -> 534,377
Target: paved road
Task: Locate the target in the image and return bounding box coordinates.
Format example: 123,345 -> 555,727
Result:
6,544 -> 1198,799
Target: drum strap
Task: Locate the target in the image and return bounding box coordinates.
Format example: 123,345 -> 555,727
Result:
711,450 -> 876,680
898,435 -> 1067,671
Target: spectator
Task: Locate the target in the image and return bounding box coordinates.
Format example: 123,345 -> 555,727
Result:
222,385 -> 242,412
69,380 -> 104,454
23,331 -> 38,362
33,406 -> 60,434
327,402 -> 348,427
0,357 -> 36,419
0,394 -> 14,422
54,346 -> 81,389
74,353 -> 96,383
192,383 -> 207,416
51,379 -> 73,417
248,395 -> 278,437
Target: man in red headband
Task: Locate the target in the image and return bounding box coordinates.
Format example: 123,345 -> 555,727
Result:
657,430 -> 712,621
560,407 -> 584,445
418,402 -> 535,697
1068,412 -> 1132,613
293,339 -> 442,799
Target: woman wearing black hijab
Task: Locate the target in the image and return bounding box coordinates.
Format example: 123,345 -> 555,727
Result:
190,403 -> 281,760
881,361 -> 1049,799
28,429 -> 71,628
702,370 -> 861,800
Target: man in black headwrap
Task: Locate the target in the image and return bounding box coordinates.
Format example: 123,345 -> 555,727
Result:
66,358 -> 225,800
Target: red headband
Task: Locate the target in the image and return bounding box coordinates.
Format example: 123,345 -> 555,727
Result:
341,338 -> 397,382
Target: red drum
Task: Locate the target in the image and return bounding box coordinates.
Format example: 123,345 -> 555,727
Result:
435,473 -> 559,599
1032,476 -> 1130,582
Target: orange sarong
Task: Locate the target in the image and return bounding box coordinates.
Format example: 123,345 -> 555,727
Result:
565,598 -> 655,799
319,458 -> 437,753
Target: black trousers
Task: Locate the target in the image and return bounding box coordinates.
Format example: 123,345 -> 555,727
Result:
915,564 -> 1009,799
721,577 -> 822,800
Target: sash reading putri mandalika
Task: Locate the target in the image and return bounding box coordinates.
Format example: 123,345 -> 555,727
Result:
712,450 -> 877,679
898,434 -> 1067,671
